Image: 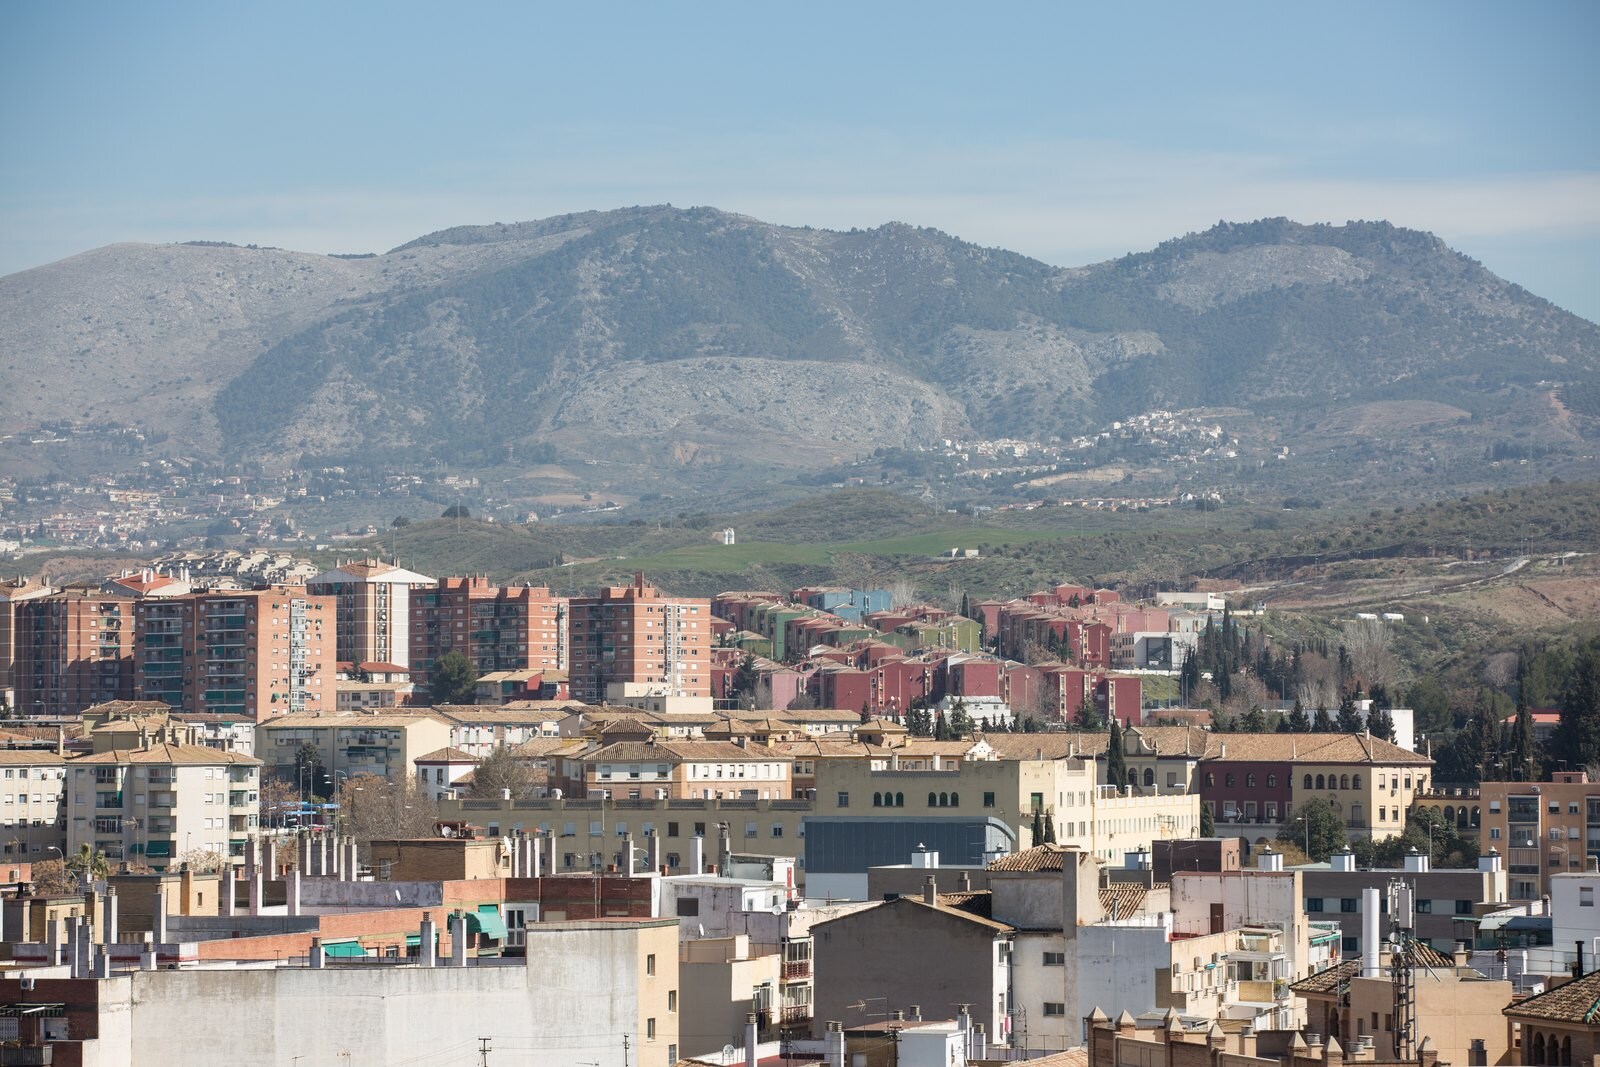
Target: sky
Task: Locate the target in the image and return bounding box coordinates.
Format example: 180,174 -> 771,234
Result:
2,1 -> 1597,320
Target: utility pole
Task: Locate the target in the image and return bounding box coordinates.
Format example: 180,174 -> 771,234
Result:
478,1036 -> 492,1066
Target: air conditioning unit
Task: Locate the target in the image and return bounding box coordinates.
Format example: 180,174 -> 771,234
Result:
20,977 -> 35,991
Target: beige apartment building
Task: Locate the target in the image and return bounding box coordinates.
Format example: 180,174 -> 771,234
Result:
409,576 -> 568,689
259,711 -> 453,785
1480,770 -> 1600,901
134,586 -> 337,722
12,586 -> 136,715
574,739 -> 795,800
0,577 -> 53,702
568,575 -> 711,704
66,742 -> 261,868
307,559 -> 436,669
0,748 -> 67,859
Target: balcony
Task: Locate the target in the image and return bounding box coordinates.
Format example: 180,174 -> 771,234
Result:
780,1006 -> 812,1025
782,960 -> 811,979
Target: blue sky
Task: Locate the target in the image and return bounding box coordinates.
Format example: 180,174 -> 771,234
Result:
2,1 -> 1597,319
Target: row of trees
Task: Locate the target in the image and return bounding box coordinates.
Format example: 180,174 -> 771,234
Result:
1277,798 -> 1479,867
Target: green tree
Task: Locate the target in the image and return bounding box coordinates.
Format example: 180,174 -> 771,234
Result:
1366,706 -> 1396,744
1278,798 -> 1347,861
1551,638 -> 1600,771
1073,697 -> 1100,730
1105,717 -> 1127,791
730,653 -> 762,709
1031,808 -> 1045,846
1042,809 -> 1057,845
294,741 -> 327,801
1312,706 -> 1334,732
1510,691 -> 1538,782
1287,700 -> 1311,733
1200,802 -> 1216,837
1336,692 -> 1365,733
429,650 -> 479,705
65,844 -> 112,884
1242,706 -> 1269,733
441,504 -> 471,519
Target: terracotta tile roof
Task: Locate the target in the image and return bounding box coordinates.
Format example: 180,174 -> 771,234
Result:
980,734 -> 1091,761
0,750 -> 66,765
85,700 -> 179,719
1203,732 -> 1432,765
1292,959 -> 1360,996
988,844 -> 1082,872
415,747 -> 478,764
429,705 -> 576,723
936,891 -> 993,918
1505,971 -> 1600,1023
262,713 -> 447,729
1101,883 -> 1154,917
512,737 -> 589,759
903,895 -> 1014,932
70,743 -> 260,766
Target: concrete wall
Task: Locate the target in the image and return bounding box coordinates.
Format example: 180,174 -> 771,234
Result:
63,918 -> 682,1067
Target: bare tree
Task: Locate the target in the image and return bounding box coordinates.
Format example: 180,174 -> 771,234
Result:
1342,619 -> 1406,693
887,577 -> 919,610
258,774 -> 300,831
1480,651 -> 1519,690
339,774 -> 440,853
467,747 -> 541,800
175,848 -> 226,873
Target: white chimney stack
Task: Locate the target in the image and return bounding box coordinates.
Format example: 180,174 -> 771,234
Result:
1361,886 -> 1382,977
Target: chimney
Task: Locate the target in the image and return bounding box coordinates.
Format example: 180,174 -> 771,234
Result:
745,1013 -> 759,1067
1330,849 -> 1357,872
449,912 -> 468,967
1361,886 -> 1381,977
625,833 -> 637,877
287,869 -> 302,917
959,870 -> 971,892
104,887 -> 118,946
923,875 -> 938,906
909,1005 -> 921,1022
826,1022 -> 847,1067
419,912 -> 438,967
1258,847 -> 1284,872
54,725 -> 64,757
309,936 -> 325,969
690,835 -> 705,875
972,1024 -> 987,1060
1479,848 -> 1502,873
1403,847 -> 1430,873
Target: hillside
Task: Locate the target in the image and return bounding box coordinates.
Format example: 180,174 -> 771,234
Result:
3,208 -> 1596,498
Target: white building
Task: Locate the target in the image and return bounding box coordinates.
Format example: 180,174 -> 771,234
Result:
0,749 -> 67,859
66,743 -> 261,869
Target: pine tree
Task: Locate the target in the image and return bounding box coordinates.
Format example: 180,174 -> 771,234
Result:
1200,803 -> 1216,837
1366,706 -> 1396,744
1043,809 -> 1057,844
1336,691 -> 1365,733
1031,808 -> 1045,845
1551,637 -> 1600,772
1288,699 -> 1311,733
1073,697 -> 1099,730
1312,705 -> 1334,732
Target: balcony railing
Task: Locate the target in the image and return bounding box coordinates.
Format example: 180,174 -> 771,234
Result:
782,960 -> 810,979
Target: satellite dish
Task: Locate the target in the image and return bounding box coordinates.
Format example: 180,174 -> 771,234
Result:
723,1046 -> 736,1062
501,836 -> 513,853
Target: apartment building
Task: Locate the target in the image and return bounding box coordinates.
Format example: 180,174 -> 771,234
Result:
306,559 -> 436,668
0,576 -> 53,703
133,587 -> 336,722
1296,848 -> 1507,955
567,575 -> 711,704
13,587 -> 135,715
66,742 -> 261,868
430,705 -> 568,756
409,576 -> 567,689
571,739 -> 795,800
1480,770 -> 1600,901
258,712 -> 452,785
0,749 -> 67,858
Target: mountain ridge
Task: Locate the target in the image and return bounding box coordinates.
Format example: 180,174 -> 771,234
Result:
3,208 -> 1596,494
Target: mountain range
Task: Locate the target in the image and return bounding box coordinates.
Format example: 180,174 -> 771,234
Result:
3,207 -> 1596,490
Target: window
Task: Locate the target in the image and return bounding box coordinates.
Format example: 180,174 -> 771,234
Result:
836,792 -> 849,808
983,792 -> 995,808
1490,827 -> 1502,840
1225,774 -> 1236,788
676,898 -> 700,917
647,953 -> 656,976
1341,899 -> 1359,913
1043,1003 -> 1066,1017
647,1018 -> 656,1040
1316,775 -> 1326,790
1206,773 -> 1216,787
1583,888 -> 1596,908
1246,774 -> 1255,788
668,1046 -> 678,1065
1304,775 -> 1313,790
746,822 -> 758,838
668,990 -> 678,1011
772,825 -> 784,838
1456,900 -> 1475,915
1043,951 -> 1065,966
1306,898 -> 1324,913
1416,899 -> 1433,913
1267,774 -> 1276,788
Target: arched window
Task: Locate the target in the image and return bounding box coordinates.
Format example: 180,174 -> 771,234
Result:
950,792 -> 959,807
1246,774 -> 1256,788
1206,773 -> 1216,787
1304,774 -> 1313,790
895,792 -> 904,807
1561,1035 -> 1572,1066
873,792 -> 882,807
1351,803 -> 1364,827
1128,769 -> 1138,786
1532,1034 -> 1546,1066
1267,774 -> 1277,788
1471,805 -> 1481,827
1226,773 -> 1236,787
1352,774 -> 1361,789
940,792 -> 951,807
1316,775 -> 1326,790
1143,768 -> 1155,787
1340,775 -> 1350,790
929,792 -> 938,808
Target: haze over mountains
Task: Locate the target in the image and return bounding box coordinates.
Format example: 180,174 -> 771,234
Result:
3,206 -> 1596,492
